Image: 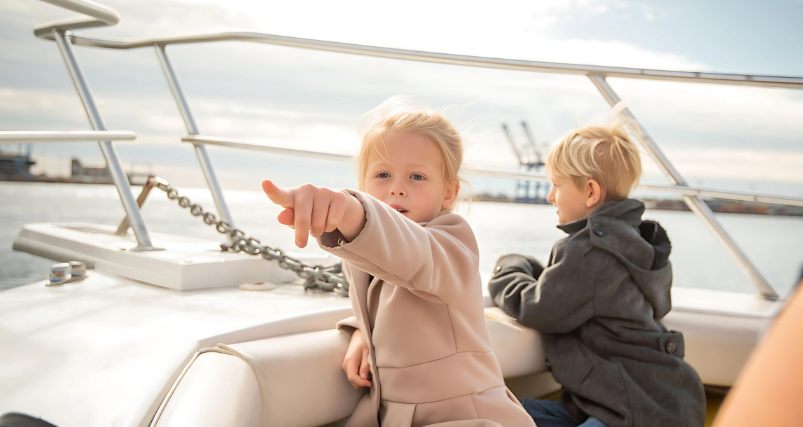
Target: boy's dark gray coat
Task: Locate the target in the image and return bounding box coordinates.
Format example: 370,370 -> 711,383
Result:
488,199 -> 705,427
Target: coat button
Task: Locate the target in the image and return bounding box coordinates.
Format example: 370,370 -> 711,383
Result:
545,358 -> 552,372
593,224 -> 605,237
666,339 -> 678,355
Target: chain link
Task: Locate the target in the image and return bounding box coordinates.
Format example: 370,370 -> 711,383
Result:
154,181 -> 349,297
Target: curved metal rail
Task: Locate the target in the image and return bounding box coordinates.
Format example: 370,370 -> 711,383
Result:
55,34 -> 803,90
31,0 -> 797,299
32,3 -> 803,90
34,0 -> 119,38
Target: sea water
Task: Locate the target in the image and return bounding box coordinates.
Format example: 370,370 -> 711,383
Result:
1,182 -> 801,297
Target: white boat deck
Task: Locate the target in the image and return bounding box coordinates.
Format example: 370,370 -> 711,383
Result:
13,223 -> 336,291
0,271 -> 351,427
1,226 -> 785,427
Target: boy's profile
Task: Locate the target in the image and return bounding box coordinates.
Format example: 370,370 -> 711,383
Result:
489,116 -> 706,427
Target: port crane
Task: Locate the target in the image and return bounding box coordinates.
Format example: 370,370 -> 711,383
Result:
501,121 -> 550,203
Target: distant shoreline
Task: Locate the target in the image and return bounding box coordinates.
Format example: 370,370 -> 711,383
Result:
0,175 -> 148,186
468,193 -> 803,217
2,179 -> 800,217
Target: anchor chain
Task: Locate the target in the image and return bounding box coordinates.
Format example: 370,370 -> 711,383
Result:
153,181 -> 349,296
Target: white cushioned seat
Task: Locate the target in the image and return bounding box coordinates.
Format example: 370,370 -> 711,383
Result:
153,308 -> 545,427
155,351 -> 261,427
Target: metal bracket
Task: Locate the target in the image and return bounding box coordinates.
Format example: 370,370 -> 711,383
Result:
115,176 -> 168,245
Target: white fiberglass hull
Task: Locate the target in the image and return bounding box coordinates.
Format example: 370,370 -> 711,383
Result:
0,243 -> 781,427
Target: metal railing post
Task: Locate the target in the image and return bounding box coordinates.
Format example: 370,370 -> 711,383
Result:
154,43 -> 236,233
588,74 -> 778,300
53,30 -> 156,251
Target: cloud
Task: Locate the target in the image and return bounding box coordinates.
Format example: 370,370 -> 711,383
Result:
608,78 -> 803,150
2,0 -> 802,197
664,148 -> 803,184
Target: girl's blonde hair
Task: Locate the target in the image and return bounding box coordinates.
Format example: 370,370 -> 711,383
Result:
547,117 -> 642,201
357,111 -> 464,210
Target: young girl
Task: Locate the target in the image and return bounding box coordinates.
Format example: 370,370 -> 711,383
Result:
262,110 -> 534,427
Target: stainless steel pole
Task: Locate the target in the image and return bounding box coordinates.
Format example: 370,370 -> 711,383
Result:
588,74 -> 778,300
54,30 -> 156,251
154,44 -> 236,232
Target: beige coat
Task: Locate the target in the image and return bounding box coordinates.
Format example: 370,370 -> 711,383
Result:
318,190 -> 535,427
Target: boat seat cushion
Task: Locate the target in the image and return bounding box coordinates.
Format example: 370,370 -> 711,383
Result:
155,351 -> 262,427
154,308 -> 544,427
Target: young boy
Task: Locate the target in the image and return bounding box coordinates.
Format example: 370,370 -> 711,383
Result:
488,119 -> 706,427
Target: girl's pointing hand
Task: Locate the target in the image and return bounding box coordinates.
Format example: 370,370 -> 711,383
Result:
262,180 -> 365,248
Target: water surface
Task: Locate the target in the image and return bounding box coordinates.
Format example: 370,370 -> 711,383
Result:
2,182 -> 801,297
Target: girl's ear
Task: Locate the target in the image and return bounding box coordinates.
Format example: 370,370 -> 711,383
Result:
586,179 -> 604,208
441,181 -> 461,210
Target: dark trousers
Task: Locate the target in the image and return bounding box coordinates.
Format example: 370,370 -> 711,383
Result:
520,399 -> 608,427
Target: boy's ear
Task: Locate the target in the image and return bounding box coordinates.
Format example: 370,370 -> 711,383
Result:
586,179 -> 604,208
442,181 -> 460,209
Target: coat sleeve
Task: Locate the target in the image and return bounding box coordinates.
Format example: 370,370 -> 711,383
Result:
334,262 -> 366,334
488,245 -> 606,334
317,190 -> 479,302
336,316 -> 359,335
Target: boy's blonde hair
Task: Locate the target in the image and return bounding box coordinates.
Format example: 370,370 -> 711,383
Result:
547,118 -> 642,201
357,111 -> 464,210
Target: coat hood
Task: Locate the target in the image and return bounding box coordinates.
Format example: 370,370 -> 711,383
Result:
558,199 -> 674,318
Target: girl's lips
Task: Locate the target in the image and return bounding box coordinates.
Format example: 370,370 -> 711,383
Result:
389,204 -> 408,213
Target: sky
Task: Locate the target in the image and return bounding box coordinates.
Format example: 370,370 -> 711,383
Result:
0,0 -> 802,197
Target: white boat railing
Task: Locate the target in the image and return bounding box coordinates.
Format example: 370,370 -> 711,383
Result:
181,135 -> 803,209
34,0 -> 119,38
0,130 -> 136,144
24,0 -> 803,299
38,30 -> 803,90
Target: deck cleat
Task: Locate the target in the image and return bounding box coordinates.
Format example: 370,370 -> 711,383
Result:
47,263 -> 71,286
47,261 -> 88,286
68,261 -> 87,280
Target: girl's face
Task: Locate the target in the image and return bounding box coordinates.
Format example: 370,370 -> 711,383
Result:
546,168 -> 597,224
364,132 -> 458,224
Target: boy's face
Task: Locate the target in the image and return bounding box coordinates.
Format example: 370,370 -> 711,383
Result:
547,168 -> 598,224
363,132 -> 458,223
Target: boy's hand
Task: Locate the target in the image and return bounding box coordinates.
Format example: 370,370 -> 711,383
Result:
494,254 -> 545,279
342,329 -> 372,389
262,180 -> 365,248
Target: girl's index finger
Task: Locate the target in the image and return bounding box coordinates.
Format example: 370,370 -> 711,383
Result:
261,180 -> 293,208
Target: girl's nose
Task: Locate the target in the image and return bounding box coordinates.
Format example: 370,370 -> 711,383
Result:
390,179 -> 406,196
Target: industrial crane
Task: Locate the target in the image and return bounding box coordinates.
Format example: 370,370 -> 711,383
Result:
501,121 -> 550,203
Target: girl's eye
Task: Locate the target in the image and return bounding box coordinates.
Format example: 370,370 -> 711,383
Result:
377,172 -> 390,178
411,174 -> 425,181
